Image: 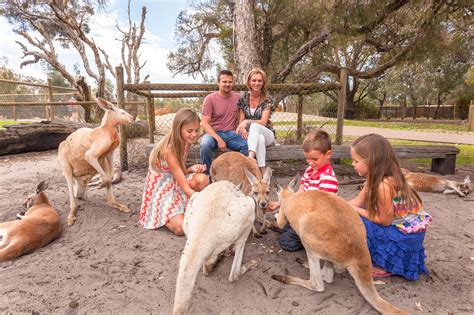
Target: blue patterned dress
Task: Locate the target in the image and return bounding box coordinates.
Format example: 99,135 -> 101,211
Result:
361,195 -> 432,280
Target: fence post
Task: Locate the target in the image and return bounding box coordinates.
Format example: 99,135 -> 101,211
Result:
47,79 -> 53,120
116,66 -> 128,171
296,94 -> 303,141
13,100 -> 17,120
43,90 -> 49,121
335,68 -> 348,145
146,96 -> 155,144
468,102 -> 474,132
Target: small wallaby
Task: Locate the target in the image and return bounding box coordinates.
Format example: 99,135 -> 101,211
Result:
401,168 -> 472,197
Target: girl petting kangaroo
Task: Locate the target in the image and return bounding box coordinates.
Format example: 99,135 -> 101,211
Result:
349,133 -> 432,281
139,108 -> 209,236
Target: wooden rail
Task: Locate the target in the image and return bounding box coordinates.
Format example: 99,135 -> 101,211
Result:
145,144 -> 460,175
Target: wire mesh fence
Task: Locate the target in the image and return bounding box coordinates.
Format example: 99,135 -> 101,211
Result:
0,78 -> 81,122
0,71 -> 344,171
117,68 -> 342,169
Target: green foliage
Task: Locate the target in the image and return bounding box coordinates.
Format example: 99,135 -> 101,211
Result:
319,102 -> 337,118
354,99 -> 378,120
455,93 -> 473,120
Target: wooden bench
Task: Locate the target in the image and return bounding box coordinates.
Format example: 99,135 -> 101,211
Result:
145,144 -> 460,175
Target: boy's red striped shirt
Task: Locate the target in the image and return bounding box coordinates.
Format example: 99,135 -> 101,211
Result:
300,162 -> 339,194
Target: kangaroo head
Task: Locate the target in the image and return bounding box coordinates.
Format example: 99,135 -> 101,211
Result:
460,175 -> 472,196
244,167 -> 272,210
96,97 -> 134,125
24,180 -> 49,209
276,174 -> 299,203
274,174 -> 300,228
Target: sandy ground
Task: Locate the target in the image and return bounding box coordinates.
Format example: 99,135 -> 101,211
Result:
0,150 -> 473,314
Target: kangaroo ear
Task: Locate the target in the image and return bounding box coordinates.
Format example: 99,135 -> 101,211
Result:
274,179 -> 283,194
262,166 -> 272,183
244,168 -> 257,185
288,174 -> 300,192
95,97 -> 114,111
36,180 -> 49,194
464,175 -> 471,184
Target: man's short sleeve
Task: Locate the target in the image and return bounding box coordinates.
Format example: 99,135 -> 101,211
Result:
202,94 -> 213,117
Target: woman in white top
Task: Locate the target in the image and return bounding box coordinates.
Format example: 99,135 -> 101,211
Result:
236,68 -> 275,175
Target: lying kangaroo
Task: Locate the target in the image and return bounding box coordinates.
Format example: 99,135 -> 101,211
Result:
401,168 -> 472,197
0,181 -> 62,262
271,175 -> 408,315
210,151 -> 272,236
172,181 -> 260,315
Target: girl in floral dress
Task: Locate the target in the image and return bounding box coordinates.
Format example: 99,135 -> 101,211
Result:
139,108 -> 209,236
350,133 -> 432,280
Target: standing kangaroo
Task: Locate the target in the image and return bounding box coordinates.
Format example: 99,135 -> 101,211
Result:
271,175 -> 408,315
172,181 -> 260,315
401,168 -> 471,197
58,98 -> 133,226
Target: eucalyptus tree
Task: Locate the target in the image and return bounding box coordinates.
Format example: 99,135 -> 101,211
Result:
168,0 -> 468,118
1,0 -> 147,122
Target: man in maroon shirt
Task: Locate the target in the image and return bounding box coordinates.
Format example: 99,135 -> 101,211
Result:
200,70 -> 248,173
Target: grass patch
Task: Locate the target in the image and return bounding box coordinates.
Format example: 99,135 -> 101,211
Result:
339,120 -> 467,132
273,119 -> 468,132
0,120 -> 21,129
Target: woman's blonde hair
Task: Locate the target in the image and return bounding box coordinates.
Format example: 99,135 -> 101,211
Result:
352,134 -> 422,218
149,108 -> 200,172
246,68 -> 269,100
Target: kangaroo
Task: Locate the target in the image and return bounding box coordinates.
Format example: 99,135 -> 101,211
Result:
0,181 -> 62,262
271,175 -> 408,315
401,168 -> 471,197
58,98 -> 133,226
210,151 -> 272,236
172,181 -> 260,315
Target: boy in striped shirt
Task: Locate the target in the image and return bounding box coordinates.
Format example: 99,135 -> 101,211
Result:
268,129 -> 339,251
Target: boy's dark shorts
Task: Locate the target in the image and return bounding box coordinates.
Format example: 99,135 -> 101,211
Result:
279,223 -> 304,252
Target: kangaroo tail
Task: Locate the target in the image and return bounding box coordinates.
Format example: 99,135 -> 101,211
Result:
348,262 -> 409,315
172,240 -> 212,315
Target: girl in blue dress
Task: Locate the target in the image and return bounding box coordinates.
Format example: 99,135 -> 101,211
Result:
349,134 -> 432,280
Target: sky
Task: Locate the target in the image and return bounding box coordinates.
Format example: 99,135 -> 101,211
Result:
0,0 -> 213,84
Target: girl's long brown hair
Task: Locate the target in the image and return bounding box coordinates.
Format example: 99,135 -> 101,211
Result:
352,134 -> 422,218
149,108 -> 200,172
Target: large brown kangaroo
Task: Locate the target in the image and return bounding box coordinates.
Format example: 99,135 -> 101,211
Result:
271,175 -> 409,315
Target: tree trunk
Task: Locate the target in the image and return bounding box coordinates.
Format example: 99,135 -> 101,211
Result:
401,97 -> 407,120
344,76 -> 357,119
0,121 -> 95,156
234,0 -> 261,83
434,92 -> 442,119
377,91 -> 387,119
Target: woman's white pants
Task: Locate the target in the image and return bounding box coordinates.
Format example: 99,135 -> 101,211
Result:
247,123 -> 275,167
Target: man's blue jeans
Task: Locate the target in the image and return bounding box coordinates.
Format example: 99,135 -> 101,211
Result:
200,131 -> 248,174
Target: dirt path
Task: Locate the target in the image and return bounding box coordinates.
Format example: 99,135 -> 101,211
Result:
0,150 -> 473,314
